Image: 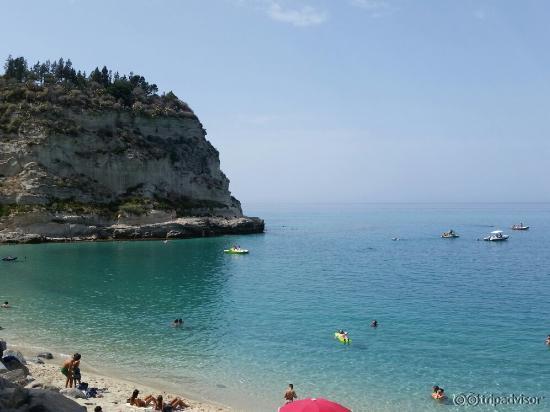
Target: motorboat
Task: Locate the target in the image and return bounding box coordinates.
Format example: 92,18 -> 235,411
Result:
1,256 -> 17,261
483,230 -> 509,241
511,223 -> 529,230
441,230 -> 459,238
224,247 -> 249,254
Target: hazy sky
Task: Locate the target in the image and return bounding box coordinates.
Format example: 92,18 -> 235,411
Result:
1,0 -> 549,204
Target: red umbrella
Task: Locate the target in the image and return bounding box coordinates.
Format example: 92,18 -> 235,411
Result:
279,398 -> 352,412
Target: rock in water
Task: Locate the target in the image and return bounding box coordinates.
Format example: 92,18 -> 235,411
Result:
37,352 -> 53,360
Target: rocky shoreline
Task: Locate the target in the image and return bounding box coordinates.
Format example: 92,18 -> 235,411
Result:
0,215 -> 264,244
0,340 -> 230,411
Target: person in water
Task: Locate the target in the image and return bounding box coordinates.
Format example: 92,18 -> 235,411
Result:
127,389 -> 156,407
371,320 -> 378,328
1,301 -> 10,308
545,335 -> 550,345
432,386 -> 445,400
337,330 -> 349,343
61,353 -> 81,388
171,319 -> 184,327
284,384 -> 297,403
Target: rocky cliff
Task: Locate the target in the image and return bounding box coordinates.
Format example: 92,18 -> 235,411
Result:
0,58 -> 263,242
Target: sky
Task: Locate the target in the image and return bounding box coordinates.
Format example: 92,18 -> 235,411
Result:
1,0 -> 549,205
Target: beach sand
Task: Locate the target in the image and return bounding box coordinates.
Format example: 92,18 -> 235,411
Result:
8,345 -> 231,412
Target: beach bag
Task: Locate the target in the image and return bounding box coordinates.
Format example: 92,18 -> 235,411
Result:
77,382 -> 88,391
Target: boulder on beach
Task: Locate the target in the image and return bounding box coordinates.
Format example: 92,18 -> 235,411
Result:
2,350 -> 26,365
1,357 -> 29,375
59,387 -> 87,399
0,378 -> 86,411
0,368 -> 29,385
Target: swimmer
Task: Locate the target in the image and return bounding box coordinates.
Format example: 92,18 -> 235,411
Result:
371,320 -> 378,328
1,301 -> 10,308
431,386 -> 445,400
545,335 -> 550,345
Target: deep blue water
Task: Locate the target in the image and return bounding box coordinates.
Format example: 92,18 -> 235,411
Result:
0,203 -> 549,411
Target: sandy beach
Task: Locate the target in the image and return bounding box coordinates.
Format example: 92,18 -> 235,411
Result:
7,344 -> 231,412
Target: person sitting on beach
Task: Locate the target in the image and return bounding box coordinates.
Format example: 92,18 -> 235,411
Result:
153,395 -> 189,411
284,383 -> 297,403
1,301 -> 10,308
545,335 -> 550,345
61,353 -> 81,388
371,320 -> 378,328
127,389 -> 156,407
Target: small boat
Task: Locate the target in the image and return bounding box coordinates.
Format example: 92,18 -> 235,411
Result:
483,230 -> 509,241
224,247 -> 249,254
1,256 -> 17,261
334,332 -> 351,344
511,223 -> 529,230
441,230 -> 459,238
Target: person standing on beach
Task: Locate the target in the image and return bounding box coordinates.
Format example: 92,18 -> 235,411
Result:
61,353 -> 81,388
284,384 -> 297,403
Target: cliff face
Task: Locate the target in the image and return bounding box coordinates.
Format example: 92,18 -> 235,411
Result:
0,108 -> 263,242
1,110 -> 240,212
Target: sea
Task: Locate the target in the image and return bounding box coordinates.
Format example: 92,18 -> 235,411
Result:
1,203 -> 549,411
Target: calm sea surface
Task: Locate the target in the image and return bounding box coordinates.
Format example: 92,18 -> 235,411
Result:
1,203 -> 549,411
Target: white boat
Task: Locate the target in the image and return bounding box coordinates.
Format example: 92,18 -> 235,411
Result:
441,230 -> 459,238
483,230 -> 509,241
511,223 -> 529,230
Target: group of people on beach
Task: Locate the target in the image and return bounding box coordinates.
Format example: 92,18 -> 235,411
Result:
128,389 -> 188,411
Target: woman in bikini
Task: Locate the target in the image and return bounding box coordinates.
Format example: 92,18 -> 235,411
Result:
127,389 -> 156,407
153,395 -> 189,410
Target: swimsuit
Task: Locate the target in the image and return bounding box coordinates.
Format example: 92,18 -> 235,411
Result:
61,366 -> 69,376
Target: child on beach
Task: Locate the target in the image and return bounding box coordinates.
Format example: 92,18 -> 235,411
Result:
61,353 -> 81,388
284,384 -> 297,402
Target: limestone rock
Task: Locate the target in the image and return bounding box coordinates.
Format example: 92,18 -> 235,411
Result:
0,110 -> 264,242
2,350 -> 26,365
0,378 -> 85,411
59,387 -> 87,399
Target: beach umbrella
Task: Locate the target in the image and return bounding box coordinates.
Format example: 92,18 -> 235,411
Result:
279,398 -> 352,412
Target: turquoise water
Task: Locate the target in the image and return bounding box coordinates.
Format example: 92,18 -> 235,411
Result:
1,203 -> 549,411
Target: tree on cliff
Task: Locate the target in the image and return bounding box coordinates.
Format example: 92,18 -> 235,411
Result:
0,56 -> 191,116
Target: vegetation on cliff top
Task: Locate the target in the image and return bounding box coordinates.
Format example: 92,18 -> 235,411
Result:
0,56 -> 195,133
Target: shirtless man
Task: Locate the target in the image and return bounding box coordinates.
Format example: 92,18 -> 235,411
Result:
61,353 -> 81,388
284,384 -> 297,403
1,301 -> 10,308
